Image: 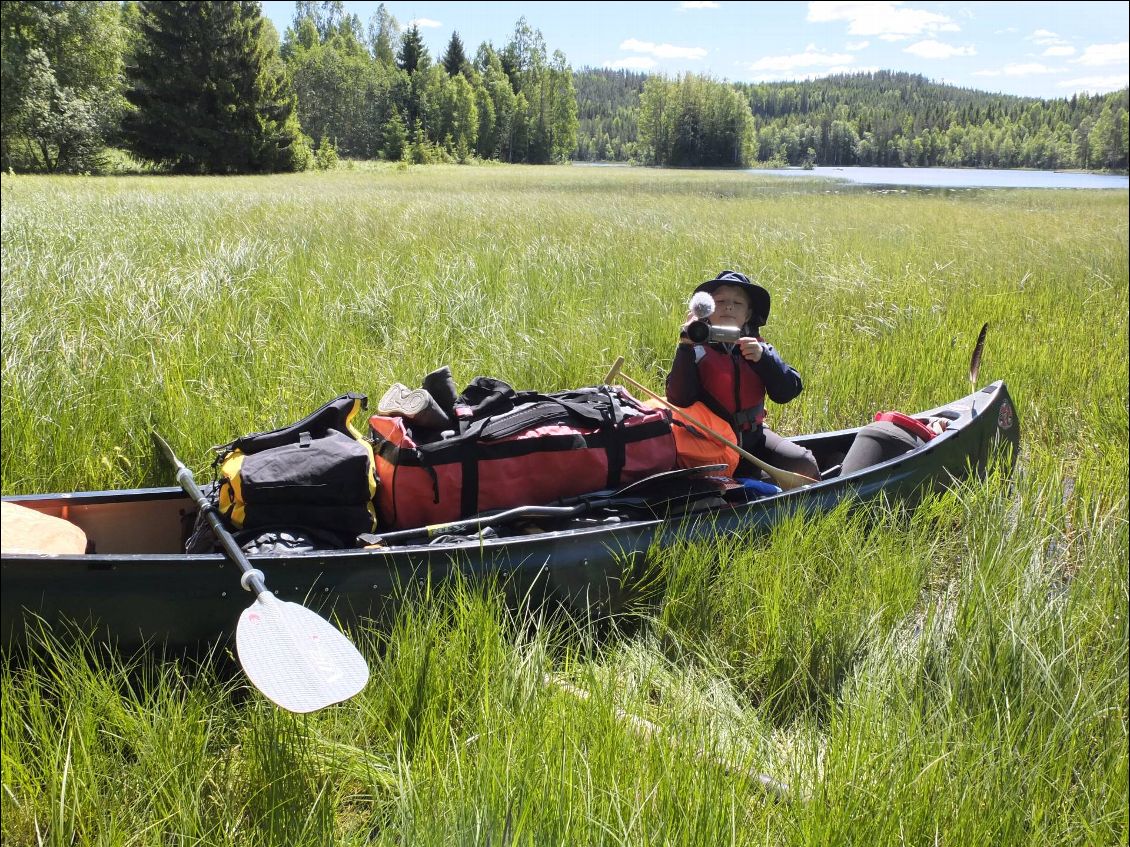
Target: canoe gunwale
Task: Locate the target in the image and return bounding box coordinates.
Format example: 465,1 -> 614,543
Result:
1,381 -> 1019,649
1,380 -> 1017,565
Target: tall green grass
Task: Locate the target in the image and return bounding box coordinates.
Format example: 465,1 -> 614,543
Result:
2,165 -> 1126,845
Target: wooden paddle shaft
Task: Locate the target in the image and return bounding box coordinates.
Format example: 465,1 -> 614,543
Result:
604,359 -> 814,490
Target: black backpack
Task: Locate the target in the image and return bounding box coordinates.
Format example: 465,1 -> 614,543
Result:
210,394 -> 377,542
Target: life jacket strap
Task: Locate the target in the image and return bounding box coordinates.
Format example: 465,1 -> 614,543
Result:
874,411 -> 936,442
732,405 -> 766,429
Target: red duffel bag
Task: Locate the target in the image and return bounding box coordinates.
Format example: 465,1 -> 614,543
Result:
369,381 -> 676,530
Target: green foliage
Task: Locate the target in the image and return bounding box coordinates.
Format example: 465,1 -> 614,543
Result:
395,23 -> 427,74
9,49 -> 106,172
496,20 -> 578,163
312,135 -> 338,169
441,30 -> 468,78
580,68 -> 1129,171
0,167 -> 1126,845
277,14 -> 573,166
477,47 -> 516,159
1,0 -> 126,172
574,68 -> 645,161
291,0 -> 352,43
739,71 -> 1129,170
381,108 -> 407,160
123,1 -> 306,174
366,3 -> 398,67
407,125 -> 442,163
284,14 -> 407,159
639,74 -> 755,167
1089,102 -> 1127,170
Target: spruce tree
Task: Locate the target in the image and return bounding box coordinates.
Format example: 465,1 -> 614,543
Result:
442,31 -> 467,77
124,1 -> 306,173
382,109 -> 407,160
396,24 -> 427,74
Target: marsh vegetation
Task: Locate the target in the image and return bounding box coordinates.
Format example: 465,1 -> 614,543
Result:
1,165 -> 1126,845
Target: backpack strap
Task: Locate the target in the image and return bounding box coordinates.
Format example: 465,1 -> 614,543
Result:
216,393 -> 368,459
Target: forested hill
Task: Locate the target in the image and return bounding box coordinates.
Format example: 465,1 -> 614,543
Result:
743,70 -> 1043,121
574,69 -> 647,162
574,68 -> 1129,170
1,0 -> 1122,175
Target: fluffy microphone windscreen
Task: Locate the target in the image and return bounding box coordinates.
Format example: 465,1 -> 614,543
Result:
689,291 -> 715,319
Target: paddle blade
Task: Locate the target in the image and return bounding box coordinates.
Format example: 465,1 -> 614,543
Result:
236,593 -> 369,713
969,322 -> 989,386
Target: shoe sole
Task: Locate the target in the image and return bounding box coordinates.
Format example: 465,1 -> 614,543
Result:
378,383 -> 430,417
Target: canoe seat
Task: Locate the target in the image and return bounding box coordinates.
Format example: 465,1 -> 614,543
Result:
1,501 -> 87,555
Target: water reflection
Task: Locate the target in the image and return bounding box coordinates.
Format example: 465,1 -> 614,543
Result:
754,166 -> 1129,190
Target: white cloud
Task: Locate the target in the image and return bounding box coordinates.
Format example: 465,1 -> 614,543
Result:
807,2 -> 959,42
605,57 -> 660,70
1057,74 -> 1130,93
746,45 -> 855,72
680,1 -> 720,8
408,17 -> 442,28
620,38 -> 708,60
1042,46 -> 1076,58
973,63 -> 1060,77
846,40 -> 870,50
903,39 -> 976,59
1073,42 -> 1129,67
1028,29 -> 1062,46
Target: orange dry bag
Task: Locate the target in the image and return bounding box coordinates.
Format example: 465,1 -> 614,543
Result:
644,399 -> 740,477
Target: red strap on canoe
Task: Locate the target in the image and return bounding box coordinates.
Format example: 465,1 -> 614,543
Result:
874,411 -> 936,441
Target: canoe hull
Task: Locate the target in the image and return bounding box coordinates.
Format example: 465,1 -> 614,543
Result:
2,381 -> 1019,650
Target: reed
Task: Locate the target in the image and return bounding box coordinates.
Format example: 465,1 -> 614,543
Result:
1,165 -> 1126,845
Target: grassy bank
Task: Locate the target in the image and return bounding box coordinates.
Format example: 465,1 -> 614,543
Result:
2,165 -> 1127,845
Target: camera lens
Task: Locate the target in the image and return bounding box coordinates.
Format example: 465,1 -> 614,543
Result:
686,320 -> 711,343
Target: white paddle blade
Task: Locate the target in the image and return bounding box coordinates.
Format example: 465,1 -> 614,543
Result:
236,593 -> 369,714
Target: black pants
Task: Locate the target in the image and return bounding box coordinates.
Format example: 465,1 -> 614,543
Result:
839,421 -> 923,476
739,426 -> 820,480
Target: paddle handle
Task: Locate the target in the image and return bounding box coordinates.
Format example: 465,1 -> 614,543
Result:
609,370 -> 815,491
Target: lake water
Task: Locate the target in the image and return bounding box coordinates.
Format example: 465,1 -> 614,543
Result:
754,165 -> 1129,190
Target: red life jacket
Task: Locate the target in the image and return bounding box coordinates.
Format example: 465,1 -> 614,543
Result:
697,344 -> 766,432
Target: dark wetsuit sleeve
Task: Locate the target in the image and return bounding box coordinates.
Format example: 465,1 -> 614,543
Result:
750,342 -> 803,404
665,344 -> 701,407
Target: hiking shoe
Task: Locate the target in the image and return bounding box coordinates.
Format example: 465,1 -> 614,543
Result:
421,365 -> 458,417
378,383 -> 451,430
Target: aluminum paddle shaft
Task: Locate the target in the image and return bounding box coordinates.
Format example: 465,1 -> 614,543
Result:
152,432 -> 369,713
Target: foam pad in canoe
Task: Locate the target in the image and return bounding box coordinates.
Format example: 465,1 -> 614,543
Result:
1,501 -> 87,555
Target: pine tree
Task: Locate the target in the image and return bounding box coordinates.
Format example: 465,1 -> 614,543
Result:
124,1 -> 306,173
396,24 -> 427,74
442,31 -> 467,77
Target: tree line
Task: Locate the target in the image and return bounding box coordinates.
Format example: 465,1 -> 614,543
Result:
2,2 -> 1125,173
1,0 -> 578,173
574,69 -> 645,162
589,68 -> 1128,171
280,2 -> 577,165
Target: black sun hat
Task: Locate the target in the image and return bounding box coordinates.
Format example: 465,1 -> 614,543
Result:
693,270 -> 771,325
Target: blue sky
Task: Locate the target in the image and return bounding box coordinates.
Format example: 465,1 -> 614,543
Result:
261,1 -> 1129,99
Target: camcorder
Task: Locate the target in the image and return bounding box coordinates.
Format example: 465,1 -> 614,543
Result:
682,320 -> 743,344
